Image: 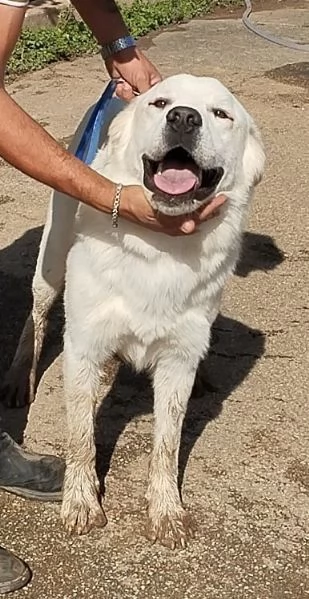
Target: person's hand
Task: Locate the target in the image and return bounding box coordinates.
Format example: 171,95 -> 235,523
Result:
120,185 -> 227,236
104,47 -> 162,100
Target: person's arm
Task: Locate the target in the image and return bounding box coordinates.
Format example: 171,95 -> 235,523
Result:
72,0 -> 162,98
0,5 -> 198,234
72,0 -> 129,45
0,4 -> 225,234
0,5 -> 120,214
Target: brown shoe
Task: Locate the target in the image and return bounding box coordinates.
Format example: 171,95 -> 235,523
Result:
0,546 -> 31,594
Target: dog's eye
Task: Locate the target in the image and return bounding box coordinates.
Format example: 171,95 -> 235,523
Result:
213,108 -> 230,120
151,99 -> 167,109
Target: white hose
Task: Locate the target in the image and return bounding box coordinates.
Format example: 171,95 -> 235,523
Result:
242,0 -> 309,52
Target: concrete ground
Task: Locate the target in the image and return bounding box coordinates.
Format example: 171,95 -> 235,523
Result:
24,0 -> 70,28
0,2 -> 308,598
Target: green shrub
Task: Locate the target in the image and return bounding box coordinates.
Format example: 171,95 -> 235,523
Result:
7,0 -> 241,77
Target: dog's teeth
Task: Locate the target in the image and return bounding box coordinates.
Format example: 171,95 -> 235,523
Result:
157,163 -> 163,175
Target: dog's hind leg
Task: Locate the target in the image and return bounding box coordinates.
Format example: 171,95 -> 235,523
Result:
1,102 -> 100,409
61,335 -> 106,535
2,192 -> 78,407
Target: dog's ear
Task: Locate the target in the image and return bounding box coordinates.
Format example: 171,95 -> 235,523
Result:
243,118 -> 265,189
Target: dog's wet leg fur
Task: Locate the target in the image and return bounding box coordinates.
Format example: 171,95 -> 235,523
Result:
2,283 -> 60,407
2,192 -> 77,407
61,336 -> 107,535
146,353 -> 200,549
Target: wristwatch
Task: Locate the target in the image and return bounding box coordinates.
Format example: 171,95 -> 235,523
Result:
101,35 -> 136,61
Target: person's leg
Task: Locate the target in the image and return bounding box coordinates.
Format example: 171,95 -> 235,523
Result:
0,546 -> 31,594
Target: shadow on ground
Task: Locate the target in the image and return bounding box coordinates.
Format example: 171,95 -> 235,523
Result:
0,226 -> 63,442
0,226 -> 284,488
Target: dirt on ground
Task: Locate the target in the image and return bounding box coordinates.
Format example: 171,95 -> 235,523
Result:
0,3 -> 308,598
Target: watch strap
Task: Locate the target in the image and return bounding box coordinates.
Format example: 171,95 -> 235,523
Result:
101,35 -> 136,61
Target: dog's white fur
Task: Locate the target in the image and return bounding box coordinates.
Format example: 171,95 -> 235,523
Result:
5,75 -> 265,548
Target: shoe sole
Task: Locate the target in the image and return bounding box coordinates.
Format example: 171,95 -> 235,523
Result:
0,562 -> 31,594
0,486 -> 62,502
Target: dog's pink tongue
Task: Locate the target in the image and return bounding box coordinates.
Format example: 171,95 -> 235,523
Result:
154,164 -> 198,195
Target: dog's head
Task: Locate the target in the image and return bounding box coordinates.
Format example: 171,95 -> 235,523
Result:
103,74 -> 265,216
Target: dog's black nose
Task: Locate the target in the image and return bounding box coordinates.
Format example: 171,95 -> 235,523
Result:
166,106 -> 202,134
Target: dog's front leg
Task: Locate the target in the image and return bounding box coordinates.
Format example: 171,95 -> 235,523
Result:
61,336 -> 107,535
146,353 -> 199,549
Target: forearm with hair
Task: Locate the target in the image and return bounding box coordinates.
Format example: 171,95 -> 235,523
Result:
0,88 -> 116,213
71,0 -> 130,45
0,3 -> 131,218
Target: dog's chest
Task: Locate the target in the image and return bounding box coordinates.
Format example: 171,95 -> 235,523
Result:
94,243 -> 204,316
73,234 -> 220,338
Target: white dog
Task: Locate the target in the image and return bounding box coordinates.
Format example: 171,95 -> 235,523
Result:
4,75 -> 265,549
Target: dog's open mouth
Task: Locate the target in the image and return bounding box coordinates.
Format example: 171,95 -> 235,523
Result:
143,147 -> 224,201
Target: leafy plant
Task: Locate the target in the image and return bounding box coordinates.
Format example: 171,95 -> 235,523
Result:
7,0 -> 241,78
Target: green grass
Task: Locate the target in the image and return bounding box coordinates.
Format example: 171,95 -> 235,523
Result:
7,0 -> 241,78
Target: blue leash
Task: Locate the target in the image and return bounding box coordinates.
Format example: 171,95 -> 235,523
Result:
75,80 -> 117,165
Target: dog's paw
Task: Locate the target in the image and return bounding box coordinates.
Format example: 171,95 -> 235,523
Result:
61,495 -> 107,535
145,509 -> 195,549
1,366 -> 34,408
